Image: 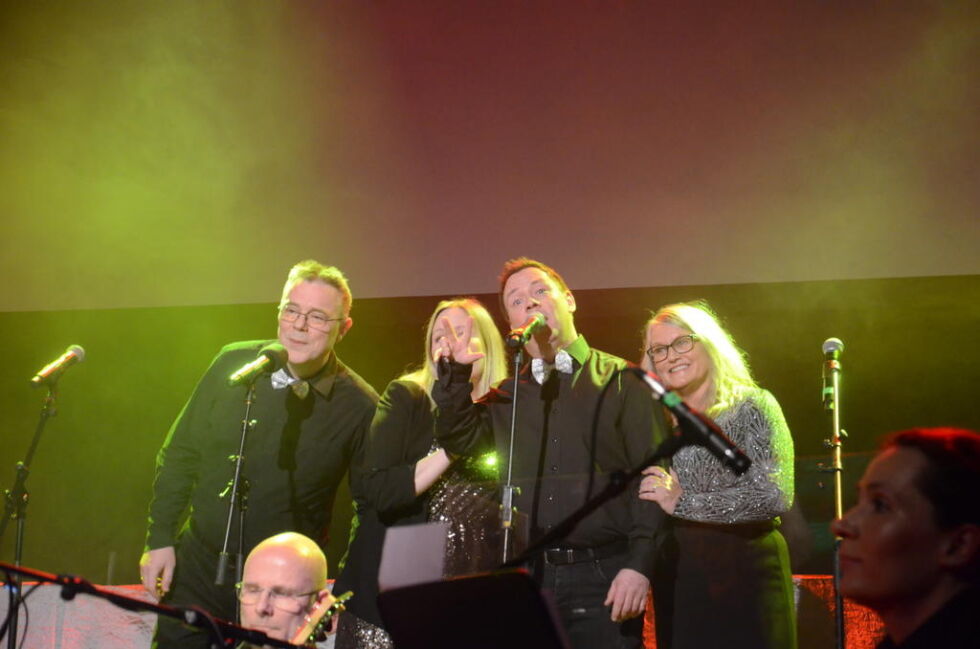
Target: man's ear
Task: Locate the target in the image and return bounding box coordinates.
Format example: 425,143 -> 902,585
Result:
565,290 -> 576,313
338,317 -> 353,339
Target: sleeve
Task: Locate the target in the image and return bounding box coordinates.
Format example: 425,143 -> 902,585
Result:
361,381 -> 431,518
618,370 -> 670,577
144,353 -> 222,550
673,389 -> 795,523
431,360 -> 495,458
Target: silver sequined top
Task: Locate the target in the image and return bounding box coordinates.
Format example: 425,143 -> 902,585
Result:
673,388 -> 794,524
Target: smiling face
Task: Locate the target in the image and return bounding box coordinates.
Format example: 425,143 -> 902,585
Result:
501,267 -> 577,355
830,447 -> 953,610
277,280 -> 352,378
645,321 -> 712,397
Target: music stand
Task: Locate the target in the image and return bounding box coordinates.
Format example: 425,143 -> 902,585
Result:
377,569 -> 568,649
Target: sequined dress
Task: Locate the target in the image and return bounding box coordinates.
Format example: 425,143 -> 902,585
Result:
652,388 -> 797,649
336,379 -> 502,647
425,448 -> 503,577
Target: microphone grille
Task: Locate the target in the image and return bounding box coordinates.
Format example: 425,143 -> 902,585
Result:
822,338 -> 844,355
68,345 -> 86,362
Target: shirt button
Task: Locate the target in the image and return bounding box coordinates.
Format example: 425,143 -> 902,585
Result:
552,438 -> 559,444
547,494 -> 554,502
550,465 -> 559,472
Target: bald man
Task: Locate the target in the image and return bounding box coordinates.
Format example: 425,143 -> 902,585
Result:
237,532 -> 334,647
238,533 -> 391,649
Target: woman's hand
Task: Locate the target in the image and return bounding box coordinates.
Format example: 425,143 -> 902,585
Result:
638,466 -> 682,514
432,315 -> 485,365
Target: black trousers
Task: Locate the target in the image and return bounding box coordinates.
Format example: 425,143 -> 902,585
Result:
538,549 -> 644,649
152,530 -> 239,649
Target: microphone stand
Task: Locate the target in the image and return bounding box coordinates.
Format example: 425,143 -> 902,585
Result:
502,367 -> 748,568
502,432 -> 685,569
0,562 -> 299,649
500,347 -> 524,563
0,381 -> 60,649
822,349 -> 846,649
215,382 -> 257,589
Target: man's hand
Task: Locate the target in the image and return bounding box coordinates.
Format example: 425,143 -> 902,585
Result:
139,546 -> 176,600
433,315 -> 484,365
603,567 -> 649,622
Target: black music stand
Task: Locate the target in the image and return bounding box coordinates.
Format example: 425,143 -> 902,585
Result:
377,569 -> 568,649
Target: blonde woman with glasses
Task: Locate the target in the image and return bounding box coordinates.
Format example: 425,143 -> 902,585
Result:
638,301 -> 797,649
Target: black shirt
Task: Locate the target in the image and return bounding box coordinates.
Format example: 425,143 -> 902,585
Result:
876,587 -> 980,649
433,335 -> 668,576
146,340 -> 378,554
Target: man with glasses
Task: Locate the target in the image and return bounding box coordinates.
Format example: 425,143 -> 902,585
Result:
237,532 -> 333,647
140,260 -> 378,649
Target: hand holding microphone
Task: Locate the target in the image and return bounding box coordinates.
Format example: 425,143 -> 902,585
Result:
432,314 -> 485,366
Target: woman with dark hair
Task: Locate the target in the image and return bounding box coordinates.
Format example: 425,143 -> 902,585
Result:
637,301 -> 796,649
831,427 -> 980,648
334,298 -> 508,639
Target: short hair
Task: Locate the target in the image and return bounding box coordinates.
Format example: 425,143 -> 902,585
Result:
280,260 -> 352,317
497,257 -> 570,314
642,300 -> 758,416
404,297 -> 508,398
883,427 -> 980,530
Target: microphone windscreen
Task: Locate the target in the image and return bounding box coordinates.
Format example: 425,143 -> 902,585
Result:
822,338 -> 844,355
68,344 -> 86,363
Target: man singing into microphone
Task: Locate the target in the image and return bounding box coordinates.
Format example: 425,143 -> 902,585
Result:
433,257 -> 669,649
139,260 -> 378,649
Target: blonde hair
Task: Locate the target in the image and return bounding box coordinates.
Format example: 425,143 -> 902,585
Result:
642,300 -> 758,416
403,297 -> 507,398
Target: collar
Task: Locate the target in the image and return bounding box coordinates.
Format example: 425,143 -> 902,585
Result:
270,352 -> 339,399
529,335 -> 589,385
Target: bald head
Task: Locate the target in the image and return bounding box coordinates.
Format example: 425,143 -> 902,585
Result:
246,532 -> 328,587
239,532 -> 329,643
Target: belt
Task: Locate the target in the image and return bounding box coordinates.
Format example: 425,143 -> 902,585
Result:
543,539 -> 630,565
672,517 -> 778,539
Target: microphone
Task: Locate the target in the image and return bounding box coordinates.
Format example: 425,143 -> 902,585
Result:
505,313 -> 547,349
628,366 -> 751,476
228,343 -> 287,386
822,337 -> 843,411
31,345 -> 86,386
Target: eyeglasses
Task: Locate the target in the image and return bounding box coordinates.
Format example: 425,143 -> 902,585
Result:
646,334 -> 699,363
279,304 -> 343,331
235,582 -> 318,614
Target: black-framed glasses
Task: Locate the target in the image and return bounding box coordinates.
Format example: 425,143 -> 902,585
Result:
235,582 -> 318,613
646,334 -> 699,363
278,304 -> 343,331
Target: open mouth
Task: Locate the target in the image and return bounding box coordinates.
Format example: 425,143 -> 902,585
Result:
668,363 -> 689,374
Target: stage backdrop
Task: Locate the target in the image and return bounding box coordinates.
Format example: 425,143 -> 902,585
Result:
1,2 -> 977,312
